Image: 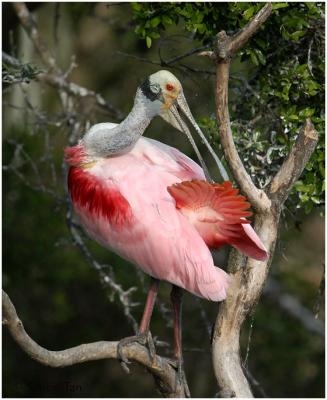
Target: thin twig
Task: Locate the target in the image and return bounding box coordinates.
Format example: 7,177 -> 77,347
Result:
264,277 -> 324,337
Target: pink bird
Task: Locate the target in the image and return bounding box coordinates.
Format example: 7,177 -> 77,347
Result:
65,70 -> 267,382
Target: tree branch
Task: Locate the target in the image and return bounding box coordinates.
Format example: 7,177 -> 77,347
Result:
229,3 -> 273,56
213,5 -> 273,213
12,3 -> 123,120
264,278 -> 324,338
269,119 -> 319,205
211,3 -> 319,398
12,2 -> 59,72
215,59 -> 271,212
38,73 -> 124,119
2,290 -> 184,397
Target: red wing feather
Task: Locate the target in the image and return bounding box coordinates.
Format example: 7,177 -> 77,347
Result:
68,167 -> 133,229
168,180 -> 267,261
168,179 -> 252,226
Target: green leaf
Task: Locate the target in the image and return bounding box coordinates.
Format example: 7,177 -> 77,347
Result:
290,30 -> 306,41
255,49 -> 266,65
304,202 -> 313,214
243,6 -> 255,20
247,50 -> 259,66
132,3 -> 142,12
272,3 -> 289,10
150,31 -> 160,39
150,17 -> 161,27
299,108 -> 315,118
146,36 -> 152,48
162,15 -> 173,25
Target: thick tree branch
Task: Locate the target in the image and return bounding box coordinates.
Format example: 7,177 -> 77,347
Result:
211,3 -> 319,398
215,60 -> 271,212
213,5 -> 273,213
12,3 -> 123,120
2,290 -> 184,397
269,119 -> 319,205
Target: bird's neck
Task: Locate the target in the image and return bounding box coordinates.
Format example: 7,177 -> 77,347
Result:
83,89 -> 160,158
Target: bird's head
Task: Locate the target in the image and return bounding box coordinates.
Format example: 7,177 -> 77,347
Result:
140,70 -> 206,140
139,70 -> 218,178
139,70 -> 182,113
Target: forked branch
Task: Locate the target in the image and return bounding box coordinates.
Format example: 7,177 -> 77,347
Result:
2,290 -> 184,397
269,119 -> 318,205
211,3 -> 319,398
214,4 -> 272,213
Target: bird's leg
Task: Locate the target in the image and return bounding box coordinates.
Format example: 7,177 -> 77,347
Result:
170,285 -> 190,397
118,277 -> 159,371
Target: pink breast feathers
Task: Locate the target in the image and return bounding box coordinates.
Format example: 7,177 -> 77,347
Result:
64,143 -> 88,167
68,166 -> 134,229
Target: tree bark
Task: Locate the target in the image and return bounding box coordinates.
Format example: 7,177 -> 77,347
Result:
211,3 -> 319,398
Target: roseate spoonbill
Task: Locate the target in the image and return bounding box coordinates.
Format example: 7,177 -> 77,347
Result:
65,70 -> 268,383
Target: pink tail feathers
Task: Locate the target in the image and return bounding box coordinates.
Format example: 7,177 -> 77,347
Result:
231,223 -> 268,261
196,266 -> 231,302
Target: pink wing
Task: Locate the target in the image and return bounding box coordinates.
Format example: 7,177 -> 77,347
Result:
134,137 -> 205,181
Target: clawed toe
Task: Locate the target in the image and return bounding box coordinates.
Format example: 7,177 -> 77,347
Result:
117,332 -> 156,373
146,331 -> 156,361
169,356 -> 191,398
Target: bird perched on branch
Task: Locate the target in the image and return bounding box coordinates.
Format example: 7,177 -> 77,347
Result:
65,70 -> 267,387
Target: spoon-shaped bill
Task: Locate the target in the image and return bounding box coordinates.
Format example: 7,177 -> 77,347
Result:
176,92 -> 229,182
160,103 -> 212,182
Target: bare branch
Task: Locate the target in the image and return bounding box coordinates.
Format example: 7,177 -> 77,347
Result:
264,278 -> 325,338
116,47 -> 215,77
213,4 -> 272,61
38,73 -> 124,119
2,290 -> 185,397
12,2 -> 60,72
269,119 -> 319,205
229,3 -> 273,56
197,50 -> 215,59
12,3 -> 123,120
215,60 -> 271,212
2,51 -> 22,67
213,4 -> 273,213
164,44 -> 211,65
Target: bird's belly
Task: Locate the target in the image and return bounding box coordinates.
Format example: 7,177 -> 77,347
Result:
73,197 -> 185,281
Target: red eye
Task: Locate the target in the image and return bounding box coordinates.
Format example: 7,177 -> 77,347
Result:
166,84 -> 174,91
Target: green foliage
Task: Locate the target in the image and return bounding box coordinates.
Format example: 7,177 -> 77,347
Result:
2,59 -> 43,84
131,2 -> 325,214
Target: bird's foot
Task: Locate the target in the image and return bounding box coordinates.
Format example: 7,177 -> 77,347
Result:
168,356 -> 191,398
117,331 -> 156,373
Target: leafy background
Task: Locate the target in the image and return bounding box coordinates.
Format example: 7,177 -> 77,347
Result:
3,2 -> 324,398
